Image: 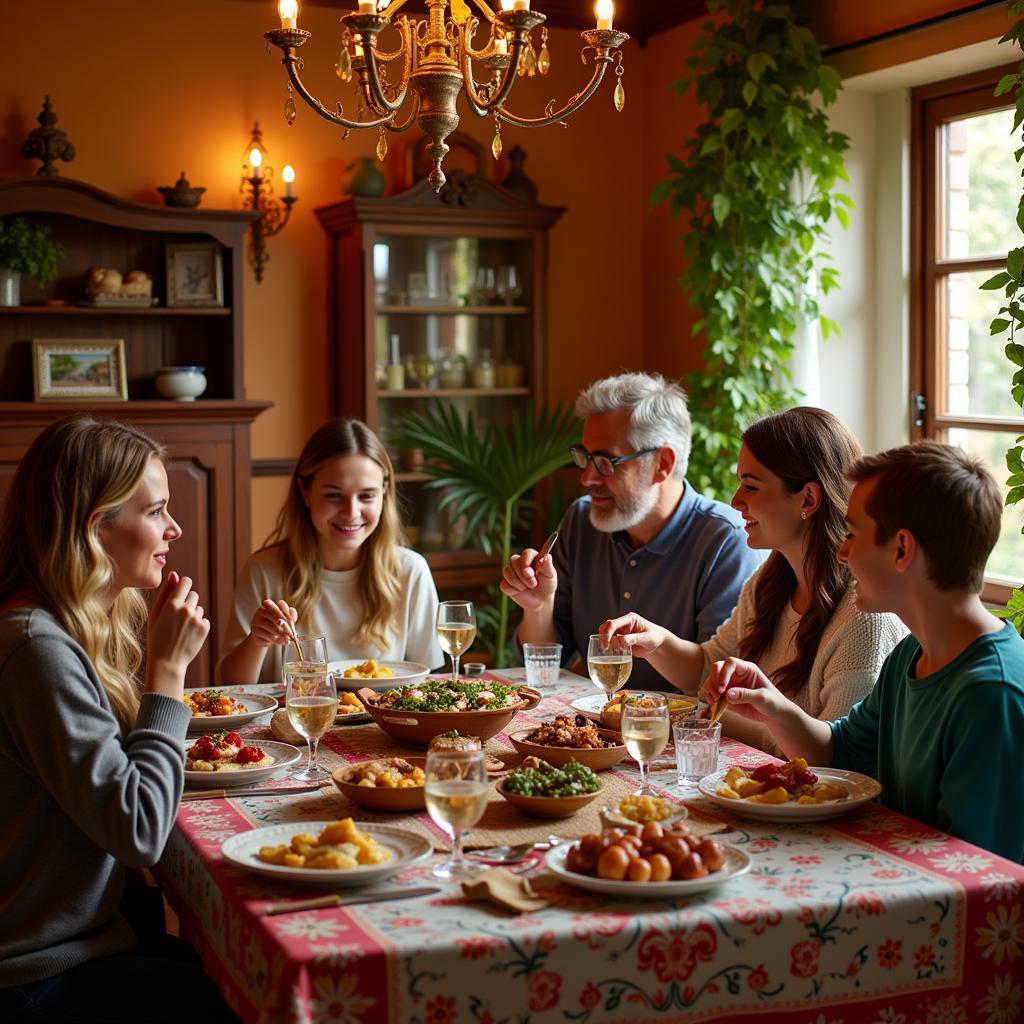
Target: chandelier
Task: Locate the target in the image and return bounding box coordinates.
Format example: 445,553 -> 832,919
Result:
264,0 -> 628,192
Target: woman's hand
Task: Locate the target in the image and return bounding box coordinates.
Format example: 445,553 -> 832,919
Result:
598,613 -> 668,660
249,599 -> 298,648
705,657 -> 791,724
500,547 -> 557,613
145,571 -> 211,696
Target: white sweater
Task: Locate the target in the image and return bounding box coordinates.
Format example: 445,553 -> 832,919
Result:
700,565 -> 907,756
218,545 -> 444,684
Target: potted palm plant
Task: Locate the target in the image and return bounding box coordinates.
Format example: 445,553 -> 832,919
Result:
392,402 -> 579,665
0,217 -> 64,306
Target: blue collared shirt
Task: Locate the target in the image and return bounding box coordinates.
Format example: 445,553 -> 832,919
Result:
530,485 -> 764,691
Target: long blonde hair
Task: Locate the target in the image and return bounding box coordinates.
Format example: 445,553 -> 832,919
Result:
0,416 -> 163,731
263,419 -> 403,651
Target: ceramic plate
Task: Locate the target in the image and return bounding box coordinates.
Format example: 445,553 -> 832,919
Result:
697,766 -> 882,822
544,841 -> 751,898
220,821 -> 432,888
184,690 -> 278,734
183,740 -> 302,788
600,799 -> 688,830
330,660 -> 430,692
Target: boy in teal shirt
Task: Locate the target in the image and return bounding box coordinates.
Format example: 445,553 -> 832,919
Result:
705,440 -> 1024,863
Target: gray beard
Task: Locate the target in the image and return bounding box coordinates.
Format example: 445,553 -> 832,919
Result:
587,486 -> 659,534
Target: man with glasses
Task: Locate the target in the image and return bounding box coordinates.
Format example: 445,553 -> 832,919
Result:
501,372 -> 763,691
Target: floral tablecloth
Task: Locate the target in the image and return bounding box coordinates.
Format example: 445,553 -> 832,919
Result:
157,677 -> 1024,1024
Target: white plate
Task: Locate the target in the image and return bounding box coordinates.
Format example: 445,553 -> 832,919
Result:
183,740 -> 303,788
335,710 -> 373,725
600,799 -> 689,830
184,690 -> 278,734
570,692 -> 706,722
544,841 -> 751,898
220,821 -> 432,888
697,766 -> 883,822
330,660 -> 430,692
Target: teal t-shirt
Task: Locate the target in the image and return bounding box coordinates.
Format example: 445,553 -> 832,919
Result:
830,621 -> 1024,863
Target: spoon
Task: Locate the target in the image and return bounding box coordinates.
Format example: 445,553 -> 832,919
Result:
466,836 -> 565,863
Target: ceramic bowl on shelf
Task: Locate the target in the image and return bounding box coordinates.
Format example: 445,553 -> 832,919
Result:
156,366 -> 207,401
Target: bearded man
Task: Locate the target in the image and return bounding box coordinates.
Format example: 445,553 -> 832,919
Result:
502,372 -> 763,691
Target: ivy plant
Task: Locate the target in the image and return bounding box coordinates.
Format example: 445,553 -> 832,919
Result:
650,0 -> 851,499
0,217 -> 63,285
984,0 -> 1024,633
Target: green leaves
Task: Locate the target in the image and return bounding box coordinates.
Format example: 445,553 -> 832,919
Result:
0,218 -> 64,286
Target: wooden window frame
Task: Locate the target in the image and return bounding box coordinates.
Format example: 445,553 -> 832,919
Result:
911,62 -> 1022,604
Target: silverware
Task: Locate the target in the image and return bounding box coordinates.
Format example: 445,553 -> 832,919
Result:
261,885 -> 441,916
466,836 -> 565,863
181,782 -> 331,801
537,530 -> 558,561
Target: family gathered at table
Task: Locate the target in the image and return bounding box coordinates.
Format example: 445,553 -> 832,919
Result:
2,371 -> 1023,1023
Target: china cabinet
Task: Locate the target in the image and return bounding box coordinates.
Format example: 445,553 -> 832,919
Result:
315,173 -> 563,591
0,176 -> 271,684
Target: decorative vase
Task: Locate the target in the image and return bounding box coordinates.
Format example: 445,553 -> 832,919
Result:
155,366 -> 207,401
501,144 -> 538,202
344,157 -> 386,198
0,268 -> 20,307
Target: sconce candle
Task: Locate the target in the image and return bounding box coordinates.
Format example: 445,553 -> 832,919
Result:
249,147 -> 263,179
596,0 -> 613,30
241,122 -> 297,282
278,0 -> 298,30
283,164 -> 295,198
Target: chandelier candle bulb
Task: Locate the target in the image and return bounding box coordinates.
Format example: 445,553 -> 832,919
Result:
513,0 -> 530,9
279,0 -> 298,30
596,0 -> 613,30
495,36 -> 508,55
500,0 -> 515,8
358,0 -> 375,12
282,164 -> 295,198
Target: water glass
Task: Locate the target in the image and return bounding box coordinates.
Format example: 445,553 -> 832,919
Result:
673,719 -> 721,788
523,642 -> 561,690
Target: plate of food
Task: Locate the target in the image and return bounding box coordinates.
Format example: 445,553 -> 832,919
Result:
335,691 -> 371,725
330,660 -> 430,692
183,688 -> 278,734
570,691 -> 699,728
220,818 -> 432,888
545,824 -> 751,898
698,758 -> 882,822
184,733 -> 302,788
507,714 -> 626,771
600,793 -> 688,830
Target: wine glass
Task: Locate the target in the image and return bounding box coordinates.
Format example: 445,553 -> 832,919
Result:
587,633 -> 632,696
621,693 -> 670,796
473,266 -> 496,305
425,749 -> 489,880
496,264 -> 522,306
284,634 -> 335,782
437,601 -> 476,684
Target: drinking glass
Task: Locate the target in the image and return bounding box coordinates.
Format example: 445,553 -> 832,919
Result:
473,266 -> 496,304
587,633 -> 632,696
284,634 -> 334,782
425,749 -> 489,880
437,601 -> 476,684
673,718 -> 722,789
496,264 -> 522,305
621,693 -> 670,796
523,642 -> 562,691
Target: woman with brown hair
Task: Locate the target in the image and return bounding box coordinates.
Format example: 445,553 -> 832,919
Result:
600,407 -> 905,754
218,418 -> 442,683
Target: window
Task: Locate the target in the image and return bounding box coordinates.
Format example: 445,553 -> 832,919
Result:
913,65 -> 1024,597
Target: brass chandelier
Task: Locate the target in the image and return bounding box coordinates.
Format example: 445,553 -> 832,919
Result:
264,0 -> 628,191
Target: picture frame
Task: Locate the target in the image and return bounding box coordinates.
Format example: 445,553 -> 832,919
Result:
165,242 -> 224,307
32,339 -> 128,402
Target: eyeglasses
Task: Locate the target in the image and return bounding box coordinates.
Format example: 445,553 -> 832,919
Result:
569,446 -> 659,477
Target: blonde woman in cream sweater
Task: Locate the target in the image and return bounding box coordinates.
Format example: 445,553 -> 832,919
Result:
600,408 -> 905,756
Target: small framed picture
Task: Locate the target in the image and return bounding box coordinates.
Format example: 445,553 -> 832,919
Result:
165,242 -> 224,307
32,339 -> 128,402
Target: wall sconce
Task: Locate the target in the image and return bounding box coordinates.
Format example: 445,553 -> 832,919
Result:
240,121 -> 297,282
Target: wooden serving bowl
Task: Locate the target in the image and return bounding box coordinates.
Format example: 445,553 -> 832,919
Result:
506,727 -> 627,772
331,757 -> 427,812
496,778 -> 603,819
358,686 -> 542,749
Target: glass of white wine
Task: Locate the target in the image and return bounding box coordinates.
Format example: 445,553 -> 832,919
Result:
424,749 -> 489,880
621,693 -> 670,796
437,601 -> 476,684
284,634 -> 335,782
587,633 -> 632,696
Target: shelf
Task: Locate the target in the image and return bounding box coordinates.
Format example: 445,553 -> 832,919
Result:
0,304 -> 232,316
379,387 -> 531,398
395,471 -> 432,482
376,305 -> 529,316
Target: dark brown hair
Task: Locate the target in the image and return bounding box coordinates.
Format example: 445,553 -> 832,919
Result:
847,440 -> 1001,592
738,407 -> 862,697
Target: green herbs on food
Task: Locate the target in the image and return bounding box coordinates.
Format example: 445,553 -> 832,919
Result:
377,678 -> 520,712
504,759 -> 600,797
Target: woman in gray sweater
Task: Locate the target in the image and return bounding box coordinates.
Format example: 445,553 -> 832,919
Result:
0,417 -> 234,1022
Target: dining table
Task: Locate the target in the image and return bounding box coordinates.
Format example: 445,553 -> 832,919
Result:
155,672 -> 1024,1024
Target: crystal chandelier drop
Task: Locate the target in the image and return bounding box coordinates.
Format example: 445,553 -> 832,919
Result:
264,0 -> 629,192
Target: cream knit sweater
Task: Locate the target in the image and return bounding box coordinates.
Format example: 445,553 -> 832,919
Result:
699,564 -> 907,756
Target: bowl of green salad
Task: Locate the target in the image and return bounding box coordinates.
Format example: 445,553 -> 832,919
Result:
358,679 -> 541,748
497,757 -> 603,819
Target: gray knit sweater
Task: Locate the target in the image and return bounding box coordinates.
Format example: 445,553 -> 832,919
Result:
0,608 -> 190,987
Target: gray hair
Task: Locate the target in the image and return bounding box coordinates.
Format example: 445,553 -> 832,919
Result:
575,372 -> 692,480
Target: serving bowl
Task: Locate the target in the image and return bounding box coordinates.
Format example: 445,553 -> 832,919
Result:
359,686 -> 542,748
496,778 -> 602,819
331,757 -> 427,812
506,727 -> 627,772
600,691 -> 697,731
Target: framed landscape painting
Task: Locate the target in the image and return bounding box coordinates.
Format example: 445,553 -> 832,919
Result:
32,339 -> 128,401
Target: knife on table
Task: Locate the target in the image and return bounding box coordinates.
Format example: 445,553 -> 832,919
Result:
261,886 -> 441,916
181,782 -> 331,801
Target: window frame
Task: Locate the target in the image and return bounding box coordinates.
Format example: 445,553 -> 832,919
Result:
911,62 -> 1023,603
